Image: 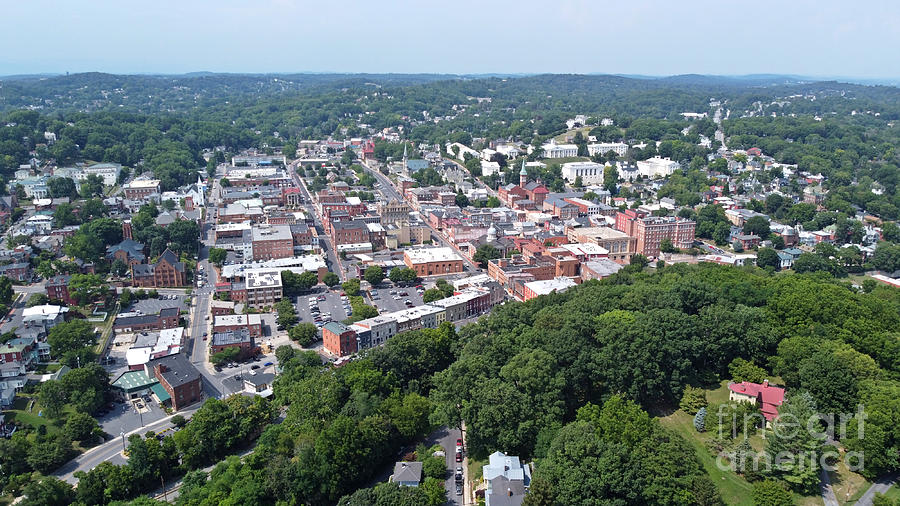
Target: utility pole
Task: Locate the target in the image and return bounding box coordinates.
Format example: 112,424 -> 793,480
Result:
120,430 -> 126,452
160,474 -> 167,502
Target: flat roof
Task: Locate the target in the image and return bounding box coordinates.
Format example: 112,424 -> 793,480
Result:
245,269 -> 283,289
403,247 -> 463,264
525,277 -> 577,295
126,179 -> 161,189
214,314 -> 262,327
251,224 -> 292,242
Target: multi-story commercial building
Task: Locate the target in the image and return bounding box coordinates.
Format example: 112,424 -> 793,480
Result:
249,225 -> 293,261
243,269 -> 283,308
615,210 -> 696,257
565,226 -> 635,263
403,247 -> 465,276
523,276 -> 578,301
378,199 -> 411,225
146,353 -> 201,411
331,220 -> 371,246
210,329 -> 256,358
212,314 -> 262,338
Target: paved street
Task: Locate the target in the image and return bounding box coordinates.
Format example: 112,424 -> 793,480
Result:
290,161 -> 346,281
358,160 -> 481,273
54,404 -> 205,484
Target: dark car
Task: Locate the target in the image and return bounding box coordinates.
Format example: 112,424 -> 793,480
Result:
399,291 -> 408,296
264,362 -> 273,366
456,484 -> 463,496
251,365 -> 260,370
455,452 -> 463,462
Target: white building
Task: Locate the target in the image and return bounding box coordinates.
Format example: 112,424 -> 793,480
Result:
481,160 -> 501,176
561,161 -> 606,185
22,305 -> 69,331
79,163 -> 122,186
587,142 -> 628,158
636,157 -> 681,179
541,140 -> 578,159
495,144 -> 523,159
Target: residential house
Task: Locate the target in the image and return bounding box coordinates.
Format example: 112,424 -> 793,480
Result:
483,451 -> 531,506
392,462 -> 423,487
728,379 -> 785,427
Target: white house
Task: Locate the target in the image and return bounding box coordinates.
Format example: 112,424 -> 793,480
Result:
636,157 -> 681,178
481,160 -> 501,177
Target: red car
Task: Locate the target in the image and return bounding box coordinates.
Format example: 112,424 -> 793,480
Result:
455,452 -> 463,462
456,438 -> 463,448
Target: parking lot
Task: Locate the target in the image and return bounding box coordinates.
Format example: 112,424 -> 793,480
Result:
294,288 -> 352,329
127,294 -> 186,314
367,282 -> 427,314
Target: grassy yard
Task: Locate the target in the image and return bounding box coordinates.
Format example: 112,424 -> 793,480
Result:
552,127 -> 592,143
659,380 -> 825,505
4,396 -> 63,435
660,410 -> 754,505
829,458 -> 870,504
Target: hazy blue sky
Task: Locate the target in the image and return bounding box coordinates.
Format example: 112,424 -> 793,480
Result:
2,0 -> 897,78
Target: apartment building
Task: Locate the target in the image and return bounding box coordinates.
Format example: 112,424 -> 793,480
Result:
615,210 -> 696,257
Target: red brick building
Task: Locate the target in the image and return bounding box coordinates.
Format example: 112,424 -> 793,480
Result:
212,314 -> 262,338
146,354 -> 202,411
132,249 -> 187,288
46,275 -> 76,305
331,220 -> 370,246
615,210 -> 696,257
249,225 -> 293,261
322,322 -> 357,357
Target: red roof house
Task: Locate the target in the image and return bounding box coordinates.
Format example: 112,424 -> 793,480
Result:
728,379 -> 785,423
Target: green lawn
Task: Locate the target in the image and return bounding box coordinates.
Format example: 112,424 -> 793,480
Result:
660,410 -> 754,505
4,395 -> 83,437
659,380 -> 821,505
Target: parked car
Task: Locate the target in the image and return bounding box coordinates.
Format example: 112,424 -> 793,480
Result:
456,484 -> 463,496
264,362 -> 273,366
456,438 -> 463,447
251,365 -> 260,370
456,452 -> 463,462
